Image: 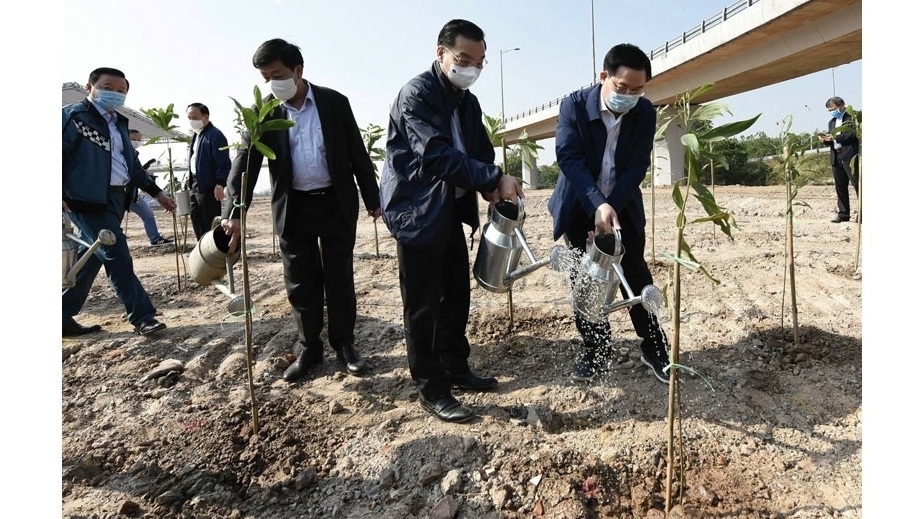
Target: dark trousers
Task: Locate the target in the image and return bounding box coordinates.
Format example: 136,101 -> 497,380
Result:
62,187 -> 157,327
832,152 -> 859,219
189,183 -> 222,240
396,213 -> 472,400
564,208 -> 666,358
279,190 -> 357,356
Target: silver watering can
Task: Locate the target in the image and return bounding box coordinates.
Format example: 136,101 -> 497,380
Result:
188,226 -> 247,315
473,198 -> 563,293
570,231 -> 664,323
62,214 -> 117,288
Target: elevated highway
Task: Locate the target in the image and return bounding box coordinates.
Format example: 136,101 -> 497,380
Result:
500,0 -> 861,185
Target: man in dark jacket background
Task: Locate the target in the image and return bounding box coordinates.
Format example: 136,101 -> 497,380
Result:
819,96 -> 859,223
186,102 -> 231,239
380,19 -> 523,423
547,44 -> 670,385
62,67 -> 177,337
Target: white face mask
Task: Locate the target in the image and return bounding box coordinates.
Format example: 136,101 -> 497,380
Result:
446,64 -> 481,90
270,77 -> 298,101
189,119 -> 204,131
131,140 -> 142,150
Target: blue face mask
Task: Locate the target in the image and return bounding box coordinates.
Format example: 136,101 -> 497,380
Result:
831,108 -> 844,119
604,91 -> 640,114
94,90 -> 126,111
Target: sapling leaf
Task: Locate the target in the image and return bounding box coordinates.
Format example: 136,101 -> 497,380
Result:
253,141 -> 276,160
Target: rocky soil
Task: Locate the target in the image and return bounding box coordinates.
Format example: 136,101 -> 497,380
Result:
61,185 -> 862,518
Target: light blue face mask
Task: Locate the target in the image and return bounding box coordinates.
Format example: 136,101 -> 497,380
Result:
94,90 -> 126,111
831,108 -> 844,119
604,91 -> 640,114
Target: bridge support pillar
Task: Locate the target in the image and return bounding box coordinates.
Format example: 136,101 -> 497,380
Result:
652,105 -> 689,186
522,149 -> 540,189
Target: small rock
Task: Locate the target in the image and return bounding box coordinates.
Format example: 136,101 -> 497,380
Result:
295,467 -> 317,490
440,469 -> 462,495
329,401 -> 344,414
429,495 -> 459,519
379,467 -> 396,490
118,499 -> 141,516
139,359 -> 184,382
419,462 -> 444,486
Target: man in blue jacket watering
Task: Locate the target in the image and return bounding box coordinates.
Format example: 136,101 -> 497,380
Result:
186,102 -> 231,240
380,19 -> 523,423
62,67 -> 177,337
548,44 -> 670,384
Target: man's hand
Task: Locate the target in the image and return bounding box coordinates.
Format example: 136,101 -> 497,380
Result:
594,203 -> 621,235
497,174 -> 525,202
368,207 -> 382,221
155,192 -> 177,213
221,218 -> 242,250
214,185 -> 226,202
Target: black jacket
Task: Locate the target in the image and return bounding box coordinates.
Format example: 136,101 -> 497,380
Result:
826,111 -> 859,167
379,61 -> 501,250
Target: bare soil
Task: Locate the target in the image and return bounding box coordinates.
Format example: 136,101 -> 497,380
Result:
61,185 -> 862,519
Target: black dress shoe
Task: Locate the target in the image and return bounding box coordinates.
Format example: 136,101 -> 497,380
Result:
63,318 -> 102,337
134,318 -> 166,336
418,394 -> 474,423
283,349 -> 323,382
831,216 -> 850,223
450,371 -> 499,391
335,343 -> 367,376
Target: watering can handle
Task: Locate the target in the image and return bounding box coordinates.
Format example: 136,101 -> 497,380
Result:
611,229 -> 623,256
516,196 -> 525,221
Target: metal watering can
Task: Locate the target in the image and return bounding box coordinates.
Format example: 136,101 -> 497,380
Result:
62,214 -> 116,288
473,198 -> 563,293
188,226 -> 247,315
570,231 -> 664,323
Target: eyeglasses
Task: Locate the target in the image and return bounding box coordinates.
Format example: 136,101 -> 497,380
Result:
609,78 -> 645,96
445,48 -> 487,69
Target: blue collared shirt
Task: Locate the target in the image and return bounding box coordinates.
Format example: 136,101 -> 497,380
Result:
89,98 -> 130,186
283,85 -> 332,191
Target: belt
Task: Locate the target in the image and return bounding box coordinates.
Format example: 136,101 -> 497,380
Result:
109,185 -> 128,191
291,187 -> 334,197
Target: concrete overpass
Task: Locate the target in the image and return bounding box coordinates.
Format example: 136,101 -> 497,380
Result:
500,0 -> 861,186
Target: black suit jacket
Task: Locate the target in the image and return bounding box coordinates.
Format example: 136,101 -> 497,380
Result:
826,112 -> 859,167
224,81 -> 380,236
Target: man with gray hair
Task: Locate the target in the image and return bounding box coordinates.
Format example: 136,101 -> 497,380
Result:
819,96 -> 859,223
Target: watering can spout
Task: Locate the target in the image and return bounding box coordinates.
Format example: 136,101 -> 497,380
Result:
62,214 -> 117,288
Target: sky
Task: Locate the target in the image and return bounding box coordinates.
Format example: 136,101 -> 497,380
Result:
9,1 -> 912,515
57,0 -> 862,176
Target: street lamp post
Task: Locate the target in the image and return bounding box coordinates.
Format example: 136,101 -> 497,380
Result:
499,47 -> 521,175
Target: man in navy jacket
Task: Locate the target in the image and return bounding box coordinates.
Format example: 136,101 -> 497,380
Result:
380,19 -> 523,423
186,103 -> 231,240
548,44 -> 669,384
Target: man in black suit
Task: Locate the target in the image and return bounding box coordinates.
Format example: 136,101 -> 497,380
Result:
221,38 -> 381,382
819,96 -> 859,223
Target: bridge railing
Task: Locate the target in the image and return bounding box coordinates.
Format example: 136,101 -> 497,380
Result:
503,0 -> 760,125
649,0 -> 759,59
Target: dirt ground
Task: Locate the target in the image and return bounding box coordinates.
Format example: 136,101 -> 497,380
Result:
61,185 -> 862,518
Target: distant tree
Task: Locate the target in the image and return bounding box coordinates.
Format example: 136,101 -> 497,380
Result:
538,161 -> 560,188
711,139 -> 771,185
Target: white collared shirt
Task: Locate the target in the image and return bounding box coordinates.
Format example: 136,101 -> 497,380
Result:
90,99 -> 130,186
190,128 -> 202,176
833,117 -> 843,150
597,92 -> 623,198
283,85 -> 331,191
